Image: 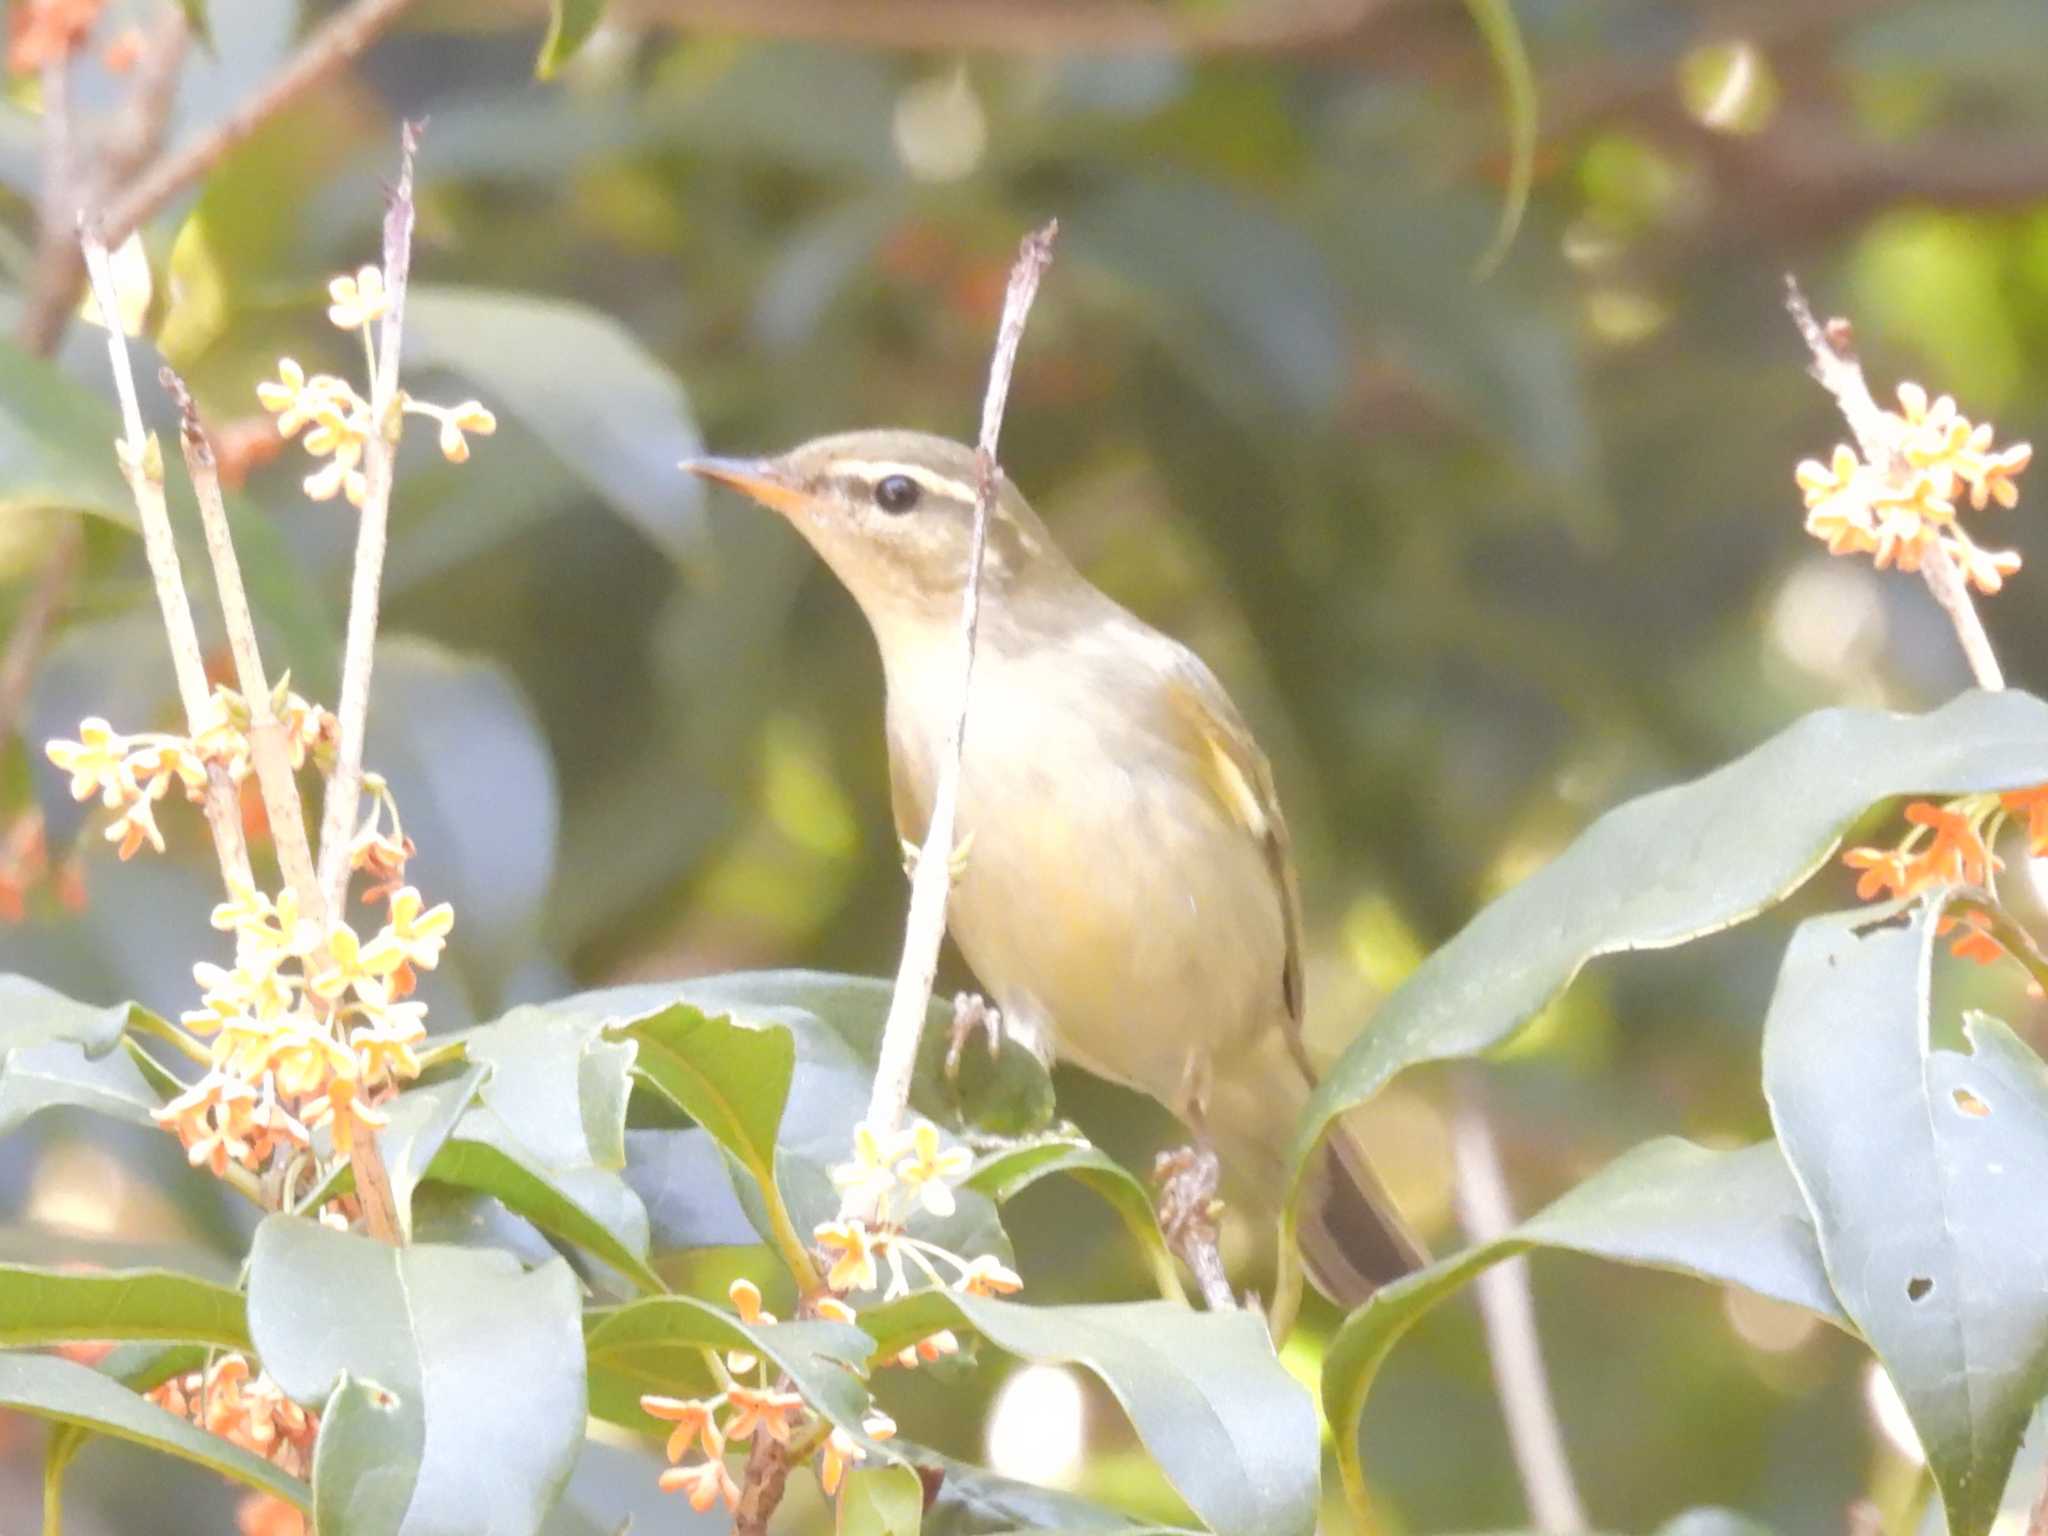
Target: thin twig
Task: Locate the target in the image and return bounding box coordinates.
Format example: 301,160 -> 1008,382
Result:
18,9 -> 188,355
1784,276 -> 2005,693
162,369 -> 325,919
859,222 -> 1058,1162
314,122 -> 421,922
79,234 -> 254,895
1451,1073 -> 1587,1534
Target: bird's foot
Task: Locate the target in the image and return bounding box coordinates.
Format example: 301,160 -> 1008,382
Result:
901,830 -> 976,885
1153,1143 -> 1236,1311
945,992 -> 1003,1086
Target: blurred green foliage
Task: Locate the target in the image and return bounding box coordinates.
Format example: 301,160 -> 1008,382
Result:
5,0 -> 2048,1531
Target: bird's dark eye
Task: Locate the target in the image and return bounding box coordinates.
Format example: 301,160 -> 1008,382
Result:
873,474 -> 922,515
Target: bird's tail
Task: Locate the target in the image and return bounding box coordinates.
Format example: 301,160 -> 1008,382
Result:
1208,1036 -> 1428,1309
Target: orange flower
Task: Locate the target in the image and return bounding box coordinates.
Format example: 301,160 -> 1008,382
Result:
724,1384 -> 804,1444
7,0 -> 102,75
657,1458 -> 740,1513
815,1219 -> 880,1292
1938,909 -> 2005,967
1904,801 -> 1997,887
2002,784 -> 2048,856
956,1254 -> 1023,1297
1843,845 -> 1919,901
817,1412 -> 896,1498
640,1394 -> 723,1463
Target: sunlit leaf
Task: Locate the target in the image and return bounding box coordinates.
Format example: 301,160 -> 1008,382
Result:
248,1216 -> 586,1536
0,1352 -> 307,1508
1321,1138 -> 1848,1528
0,1263 -> 250,1350
839,1464 -> 924,1536
1287,690 -> 2048,1312
1464,0 -> 1538,275
966,1136 -> 1181,1303
857,1295 -> 1317,1536
1763,905 -> 2048,1536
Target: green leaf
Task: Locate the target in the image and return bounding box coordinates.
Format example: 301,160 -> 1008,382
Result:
247,1215 -> 586,1536
582,1293 -> 874,1436
0,340 -> 133,525
913,1449 -> 1180,1535
0,1352 -> 308,1508
536,0 -> 605,79
603,998 -> 814,1282
1321,1138 -> 1849,1527
406,287 -> 705,562
440,1009 -> 658,1289
1464,0 -> 1537,275
1287,690 -> 2048,1285
0,1263 -> 250,1350
1763,905 -> 2048,1536
297,1066 -> 488,1230
313,1372 -> 415,1536
858,1296 -> 1318,1536
840,1464 -> 925,1536
0,1038 -> 162,1137
0,974 -> 137,1055
966,1136 -> 1182,1303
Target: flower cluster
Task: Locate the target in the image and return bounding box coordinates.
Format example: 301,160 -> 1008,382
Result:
147,1354 -> 317,1479
255,264 -> 494,507
815,1118 -> 1019,1356
6,0 -> 100,75
1840,787 -> 2048,968
1797,383 -> 2032,593
45,684 -> 335,861
638,1278 -> 899,1513
153,873 -> 450,1176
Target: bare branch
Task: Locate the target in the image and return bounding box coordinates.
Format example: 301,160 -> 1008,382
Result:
162,369 -> 325,920
860,222 -> 1058,1160
79,233 -> 254,894
732,1420 -> 793,1536
1784,277 -> 2006,694
315,122 -> 422,922
1451,1074 -> 1587,1534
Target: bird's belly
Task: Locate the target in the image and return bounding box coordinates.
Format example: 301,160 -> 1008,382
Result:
942,740 -> 1283,1108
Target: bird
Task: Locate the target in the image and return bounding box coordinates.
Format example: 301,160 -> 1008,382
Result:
687,429 -> 1424,1309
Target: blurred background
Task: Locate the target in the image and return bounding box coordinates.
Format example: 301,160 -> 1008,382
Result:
4,0 -> 2048,1530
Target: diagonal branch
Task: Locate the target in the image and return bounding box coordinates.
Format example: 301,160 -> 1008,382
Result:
858,222 -> 1058,1164
79,234 -> 254,896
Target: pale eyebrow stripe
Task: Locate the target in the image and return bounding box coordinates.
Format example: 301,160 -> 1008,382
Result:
837,460 -> 981,503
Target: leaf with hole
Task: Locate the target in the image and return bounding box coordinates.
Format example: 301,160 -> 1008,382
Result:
1321,1137 -> 1848,1527
1764,903 -> 2048,1536
247,1216 -> 586,1536
1287,690 -> 2048,1305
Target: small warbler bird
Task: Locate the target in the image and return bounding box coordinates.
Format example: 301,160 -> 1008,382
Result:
689,430 -> 1423,1304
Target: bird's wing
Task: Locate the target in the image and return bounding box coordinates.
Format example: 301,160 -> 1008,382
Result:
1160,654 -> 1312,1077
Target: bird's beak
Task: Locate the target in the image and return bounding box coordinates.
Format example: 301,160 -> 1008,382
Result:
682,455 -> 811,518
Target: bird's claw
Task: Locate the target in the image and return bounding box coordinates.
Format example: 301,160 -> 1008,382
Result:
901,831 -> 976,886
945,992 -> 1002,1087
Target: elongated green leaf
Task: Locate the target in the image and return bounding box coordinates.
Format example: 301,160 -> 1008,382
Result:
1763,905 -> 2048,1536
0,1263 -> 250,1350
582,1293 -> 873,1436
966,1136 -> 1181,1303
857,1296 -> 1317,1536
537,0 -> 605,78
913,1449 -> 1180,1535
0,1038 -> 161,1136
0,1352 -> 308,1508
1288,690 -> 2048,1288
406,286 -> 704,561
1322,1138 -> 1849,1527
0,974 -> 136,1054
1464,0 -> 1537,275
247,1216 -> 586,1536
840,1464 -> 924,1536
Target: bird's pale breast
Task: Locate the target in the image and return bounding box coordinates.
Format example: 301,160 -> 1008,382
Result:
884,613 -> 1288,1113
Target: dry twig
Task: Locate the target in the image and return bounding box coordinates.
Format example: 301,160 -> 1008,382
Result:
859,222 -> 1058,1160
78,234 -> 254,894
1452,1074 -> 1586,1533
